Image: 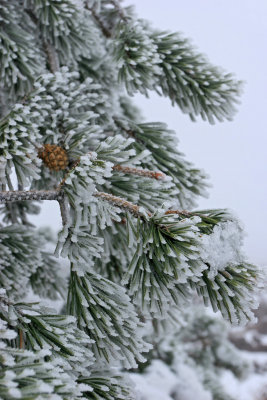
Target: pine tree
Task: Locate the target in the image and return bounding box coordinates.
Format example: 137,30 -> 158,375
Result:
0,1 -> 262,398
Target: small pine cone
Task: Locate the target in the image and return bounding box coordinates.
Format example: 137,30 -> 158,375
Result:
38,144 -> 68,171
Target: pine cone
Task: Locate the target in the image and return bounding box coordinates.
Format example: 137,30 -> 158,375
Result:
38,144 -> 68,171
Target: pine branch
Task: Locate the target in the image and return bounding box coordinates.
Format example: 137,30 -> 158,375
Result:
85,3 -> 112,38
0,188 -> 227,232
0,291 -> 94,372
43,40 -> 60,73
165,209 -> 193,217
2,181 -> 18,224
19,329 -> 24,349
95,191 -> 149,218
0,188 -> 148,219
114,119 -> 208,208
25,8 -> 59,73
59,157 -> 165,187
0,188 -> 145,217
58,193 -> 69,226
0,189 -> 62,202
110,0 -> 128,21
5,203 -> 17,224
16,183 -> 32,225
113,164 -> 165,180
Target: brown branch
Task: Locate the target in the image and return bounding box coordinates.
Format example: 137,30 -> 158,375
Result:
165,209 -> 193,217
25,8 -> 38,24
95,191 -> 151,218
58,193 -> 69,226
25,8 -> 59,73
113,165 -> 165,180
85,1 -> 128,37
110,0 -> 128,21
85,4 -> 112,38
43,40 -> 60,73
112,119 -> 147,150
58,157 -> 165,188
19,329 -> 24,349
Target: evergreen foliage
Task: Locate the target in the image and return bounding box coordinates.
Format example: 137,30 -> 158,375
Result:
0,0 -> 261,398
140,306 -> 250,400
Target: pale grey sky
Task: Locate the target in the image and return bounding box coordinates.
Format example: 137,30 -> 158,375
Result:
32,0 -> 267,266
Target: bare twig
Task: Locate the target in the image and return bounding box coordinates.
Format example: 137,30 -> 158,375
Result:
113,165 -> 165,180
95,191 -> 151,218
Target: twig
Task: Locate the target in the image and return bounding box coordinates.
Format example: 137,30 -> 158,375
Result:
113,165 -> 165,180
0,189 -> 62,202
85,4 -> 112,38
17,184 -> 31,225
112,118 -> 146,146
0,189 -> 196,221
43,40 -> 60,73
95,191 -> 151,218
110,0 -> 128,21
25,8 -> 59,73
58,193 -> 69,226
1,182 -> 18,224
165,210 -> 192,217
0,188 -> 146,218
58,158 -> 165,189
19,329 -> 24,349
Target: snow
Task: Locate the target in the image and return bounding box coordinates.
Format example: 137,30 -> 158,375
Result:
129,355 -> 267,400
130,360 -> 212,400
199,220 -> 244,278
130,361 -> 178,400
221,369 -> 267,400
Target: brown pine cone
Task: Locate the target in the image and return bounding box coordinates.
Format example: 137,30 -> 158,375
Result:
38,144 -> 68,171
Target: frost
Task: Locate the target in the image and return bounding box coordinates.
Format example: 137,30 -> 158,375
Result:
68,272 -> 152,369
0,226 -> 42,300
199,220 -> 245,278
0,3 -> 259,399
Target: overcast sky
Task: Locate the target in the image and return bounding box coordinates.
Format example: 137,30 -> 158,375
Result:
32,0 -> 267,266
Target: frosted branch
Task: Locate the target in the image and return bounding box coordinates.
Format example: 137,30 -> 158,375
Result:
43,41 -> 60,73
58,193 -> 69,226
0,190 -> 62,202
85,4 -> 112,38
165,209 -> 192,217
113,165 -> 165,180
0,189 -> 196,221
95,191 -> 151,218
110,0 -> 128,21
25,8 -> 59,73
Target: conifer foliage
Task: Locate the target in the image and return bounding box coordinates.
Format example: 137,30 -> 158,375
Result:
0,0 -> 261,398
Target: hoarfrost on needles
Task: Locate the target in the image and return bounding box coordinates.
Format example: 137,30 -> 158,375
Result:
200,220 -> 245,278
